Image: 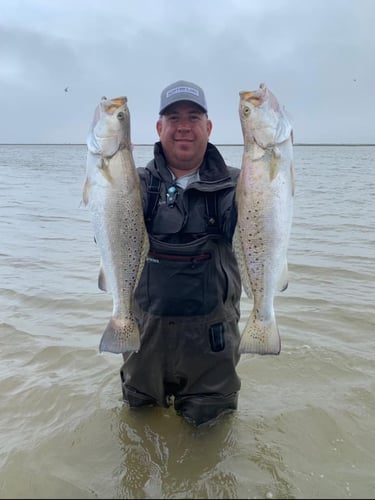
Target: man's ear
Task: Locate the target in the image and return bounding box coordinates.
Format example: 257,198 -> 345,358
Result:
207,119 -> 213,136
156,119 -> 162,136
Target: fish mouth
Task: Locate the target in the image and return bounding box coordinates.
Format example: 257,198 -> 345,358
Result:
240,90 -> 263,107
102,96 -> 127,106
101,96 -> 128,115
111,96 -> 127,105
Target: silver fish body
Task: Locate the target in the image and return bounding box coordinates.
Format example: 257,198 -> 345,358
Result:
233,83 -> 295,354
83,96 -> 149,354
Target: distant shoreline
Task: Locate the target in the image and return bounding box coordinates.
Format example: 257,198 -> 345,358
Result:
0,143 -> 374,147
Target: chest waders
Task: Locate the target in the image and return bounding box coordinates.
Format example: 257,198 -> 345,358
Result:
120,174 -> 242,426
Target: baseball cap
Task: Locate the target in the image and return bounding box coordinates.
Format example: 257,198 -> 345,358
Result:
159,80 -> 208,114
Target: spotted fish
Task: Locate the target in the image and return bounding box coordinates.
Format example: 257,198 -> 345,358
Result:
82,96 -> 149,354
233,83 -> 295,354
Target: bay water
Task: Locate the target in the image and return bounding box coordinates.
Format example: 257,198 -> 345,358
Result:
0,144 -> 374,499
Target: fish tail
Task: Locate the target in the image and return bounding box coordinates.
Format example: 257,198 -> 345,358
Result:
239,314 -> 281,355
99,316 -> 140,354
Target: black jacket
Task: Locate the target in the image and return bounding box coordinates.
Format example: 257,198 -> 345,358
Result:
137,141 -> 239,243
134,141 -> 241,318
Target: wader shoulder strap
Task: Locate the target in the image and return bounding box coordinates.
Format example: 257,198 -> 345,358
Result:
205,192 -> 220,234
145,173 -> 220,234
145,174 -> 161,230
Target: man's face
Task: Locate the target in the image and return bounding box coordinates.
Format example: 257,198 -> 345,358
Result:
156,101 -> 212,175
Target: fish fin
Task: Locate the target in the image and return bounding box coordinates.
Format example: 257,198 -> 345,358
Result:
269,149 -> 280,181
86,104 -> 103,154
99,159 -> 114,184
98,261 -> 107,292
250,141 -> 268,160
239,314 -> 281,355
275,115 -> 292,144
290,161 -> 295,196
278,259 -> 289,292
99,316 -> 141,354
82,176 -> 90,206
134,229 -> 150,288
233,227 -> 253,299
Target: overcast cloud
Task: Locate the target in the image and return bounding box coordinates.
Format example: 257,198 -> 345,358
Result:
1,0 -> 373,144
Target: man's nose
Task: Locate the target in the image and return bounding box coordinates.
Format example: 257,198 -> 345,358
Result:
177,119 -> 191,131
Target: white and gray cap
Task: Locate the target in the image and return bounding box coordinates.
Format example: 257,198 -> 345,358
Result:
159,80 -> 208,115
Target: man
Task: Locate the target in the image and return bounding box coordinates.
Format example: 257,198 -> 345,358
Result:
120,80 -> 242,426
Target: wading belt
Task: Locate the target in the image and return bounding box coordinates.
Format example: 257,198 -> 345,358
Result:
145,174 -> 219,234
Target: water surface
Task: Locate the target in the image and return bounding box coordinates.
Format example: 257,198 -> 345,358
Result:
0,144 -> 374,498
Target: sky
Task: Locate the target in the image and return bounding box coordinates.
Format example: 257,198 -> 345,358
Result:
1,0 -> 374,144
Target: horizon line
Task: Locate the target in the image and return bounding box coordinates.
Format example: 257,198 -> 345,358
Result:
0,143 -> 374,147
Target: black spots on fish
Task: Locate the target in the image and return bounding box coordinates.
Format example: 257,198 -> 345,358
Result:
243,202 -> 261,220
244,200 -> 261,216
129,232 -> 141,243
121,277 -> 132,287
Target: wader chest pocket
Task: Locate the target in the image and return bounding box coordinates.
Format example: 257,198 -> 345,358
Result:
136,251 -> 217,316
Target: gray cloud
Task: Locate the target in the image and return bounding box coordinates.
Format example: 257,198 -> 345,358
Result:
0,0 -> 374,144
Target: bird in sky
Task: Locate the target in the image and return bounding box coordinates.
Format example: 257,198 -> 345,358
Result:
64,86 -> 69,92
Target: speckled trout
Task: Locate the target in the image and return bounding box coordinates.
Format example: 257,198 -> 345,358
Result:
82,96 -> 149,354
233,83 -> 295,354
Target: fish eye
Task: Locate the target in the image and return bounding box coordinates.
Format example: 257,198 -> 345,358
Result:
117,111 -> 125,120
243,106 -> 251,116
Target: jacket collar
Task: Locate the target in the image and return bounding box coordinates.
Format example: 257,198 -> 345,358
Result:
147,141 -> 232,185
